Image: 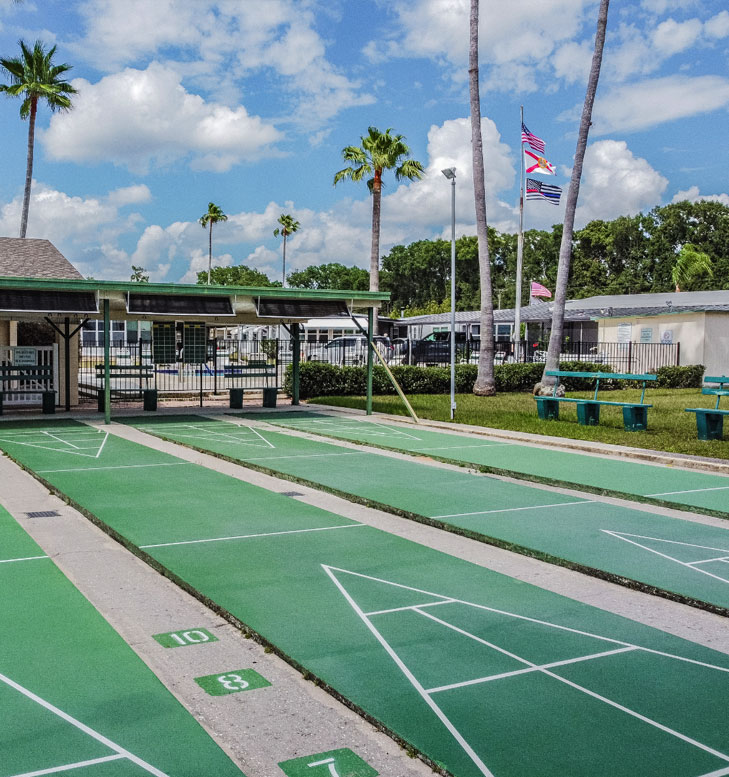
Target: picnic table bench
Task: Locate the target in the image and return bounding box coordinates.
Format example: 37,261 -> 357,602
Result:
0,364 -> 56,415
95,363 -> 156,411
224,359 -> 278,408
535,370 -> 657,431
685,376 -> 729,440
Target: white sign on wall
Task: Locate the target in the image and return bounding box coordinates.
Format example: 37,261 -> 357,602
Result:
617,323 -> 632,344
661,330 -> 674,344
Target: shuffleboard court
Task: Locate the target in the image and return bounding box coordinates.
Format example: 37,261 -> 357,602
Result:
3,422 -> 729,776
0,502 -> 245,777
259,411 -> 729,518
124,415 -> 729,615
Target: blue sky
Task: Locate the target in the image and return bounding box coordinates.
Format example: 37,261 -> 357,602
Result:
0,0 -> 728,283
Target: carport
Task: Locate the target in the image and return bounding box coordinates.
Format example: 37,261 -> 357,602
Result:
0,276 -> 388,422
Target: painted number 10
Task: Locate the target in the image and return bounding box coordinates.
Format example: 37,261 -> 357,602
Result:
169,630 -> 211,645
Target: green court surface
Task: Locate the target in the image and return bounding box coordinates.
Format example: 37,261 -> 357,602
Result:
263,411 -> 729,518
3,420 -> 729,777
123,415 -> 729,615
0,501 -> 245,777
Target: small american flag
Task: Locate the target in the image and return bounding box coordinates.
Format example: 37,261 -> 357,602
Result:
521,122 -> 545,153
530,281 -> 552,298
526,178 -> 561,205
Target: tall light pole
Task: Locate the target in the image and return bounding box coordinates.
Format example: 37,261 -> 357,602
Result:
442,167 -> 457,421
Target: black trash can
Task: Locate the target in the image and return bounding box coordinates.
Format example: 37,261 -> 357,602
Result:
262,387 -> 277,408
42,391 -> 56,414
143,389 -> 158,412
229,387 -> 244,409
97,390 -> 105,413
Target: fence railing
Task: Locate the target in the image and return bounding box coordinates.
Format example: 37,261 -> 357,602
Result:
77,338 -> 680,400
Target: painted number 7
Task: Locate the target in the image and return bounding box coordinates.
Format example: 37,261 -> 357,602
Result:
307,757 -> 341,777
217,673 -> 250,691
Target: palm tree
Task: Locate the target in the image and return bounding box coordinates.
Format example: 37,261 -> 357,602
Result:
672,244 -> 713,292
469,0 -> 496,396
541,0 -> 610,389
199,202 -> 228,284
273,213 -> 301,287
334,126 -> 424,332
0,40 -> 77,238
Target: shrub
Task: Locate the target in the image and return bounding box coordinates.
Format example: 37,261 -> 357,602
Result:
654,364 -> 704,388
284,361 -> 706,399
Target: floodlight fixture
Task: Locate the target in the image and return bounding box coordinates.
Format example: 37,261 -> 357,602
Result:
441,167 -> 456,180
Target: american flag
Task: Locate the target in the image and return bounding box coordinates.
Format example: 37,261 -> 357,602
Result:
521,122 -> 545,154
530,281 -> 552,298
526,178 -> 561,205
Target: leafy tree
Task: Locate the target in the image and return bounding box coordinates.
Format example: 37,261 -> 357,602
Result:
196,265 -> 279,287
130,265 -> 149,282
543,0 -> 610,387
199,202 -> 227,284
287,263 -> 369,291
334,126 -> 424,332
273,213 -> 300,287
0,40 -> 77,238
469,0 -> 495,395
672,244 -> 713,292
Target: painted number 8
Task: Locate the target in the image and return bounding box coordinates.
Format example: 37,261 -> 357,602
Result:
217,673 -> 250,691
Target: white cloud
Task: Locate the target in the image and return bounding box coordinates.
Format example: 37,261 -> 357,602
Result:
590,75 -> 729,134
671,185 -> 729,206
705,10 -> 729,39
553,41 -> 593,85
41,63 -> 282,173
575,140 -> 668,224
72,0 -> 372,129
365,0 -> 591,90
651,17 -> 703,55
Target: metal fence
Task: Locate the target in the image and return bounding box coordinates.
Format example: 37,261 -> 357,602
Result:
77,337 -> 681,402
79,339 -> 282,401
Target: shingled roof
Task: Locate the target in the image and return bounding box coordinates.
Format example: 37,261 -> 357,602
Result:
0,238 -> 82,280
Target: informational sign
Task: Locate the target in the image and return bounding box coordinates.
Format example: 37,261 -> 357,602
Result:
639,328 -> 653,343
278,749 -> 378,777
152,628 -> 218,648
12,347 -> 37,366
661,329 -> 674,344
183,322 -> 207,363
616,323 -> 632,344
194,668 -> 271,696
152,322 -> 176,364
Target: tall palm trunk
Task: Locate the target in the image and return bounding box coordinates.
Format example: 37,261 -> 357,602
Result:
207,221 -> 213,284
542,0 -> 610,387
282,233 -> 288,287
470,0 -> 495,395
370,168 -> 382,334
19,96 -> 37,238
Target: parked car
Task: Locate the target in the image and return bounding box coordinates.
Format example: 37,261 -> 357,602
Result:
408,331 -> 471,365
308,335 -> 393,365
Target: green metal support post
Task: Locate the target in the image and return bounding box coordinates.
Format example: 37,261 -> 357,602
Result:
291,322 -> 300,405
103,298 -> 111,424
366,308 -> 373,416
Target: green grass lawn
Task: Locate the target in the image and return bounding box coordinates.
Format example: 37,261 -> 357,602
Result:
307,388 -> 729,460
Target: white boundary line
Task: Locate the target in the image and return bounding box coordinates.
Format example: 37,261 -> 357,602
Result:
278,419 -> 423,441
602,531 -> 729,586
37,462 -> 192,474
243,451 -> 362,462
432,500 -> 594,520
425,646 -> 636,693
141,522 -> 365,549
0,555 -> 49,564
321,564 -> 496,777
416,443 -> 514,452
139,422 -> 276,450
10,754 -> 125,777
324,565 -> 729,773
647,486 -> 729,497
0,673 -> 169,777
365,600 -> 457,616
0,431 -> 109,459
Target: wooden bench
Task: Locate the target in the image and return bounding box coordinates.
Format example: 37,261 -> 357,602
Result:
95,363 -> 156,411
685,376 -> 729,440
535,370 -> 657,431
224,359 -> 278,408
0,364 -> 56,415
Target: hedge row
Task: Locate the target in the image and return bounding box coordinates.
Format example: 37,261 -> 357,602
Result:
285,361 -> 704,399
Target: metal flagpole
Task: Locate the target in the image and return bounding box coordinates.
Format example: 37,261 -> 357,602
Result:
514,105 -> 525,361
